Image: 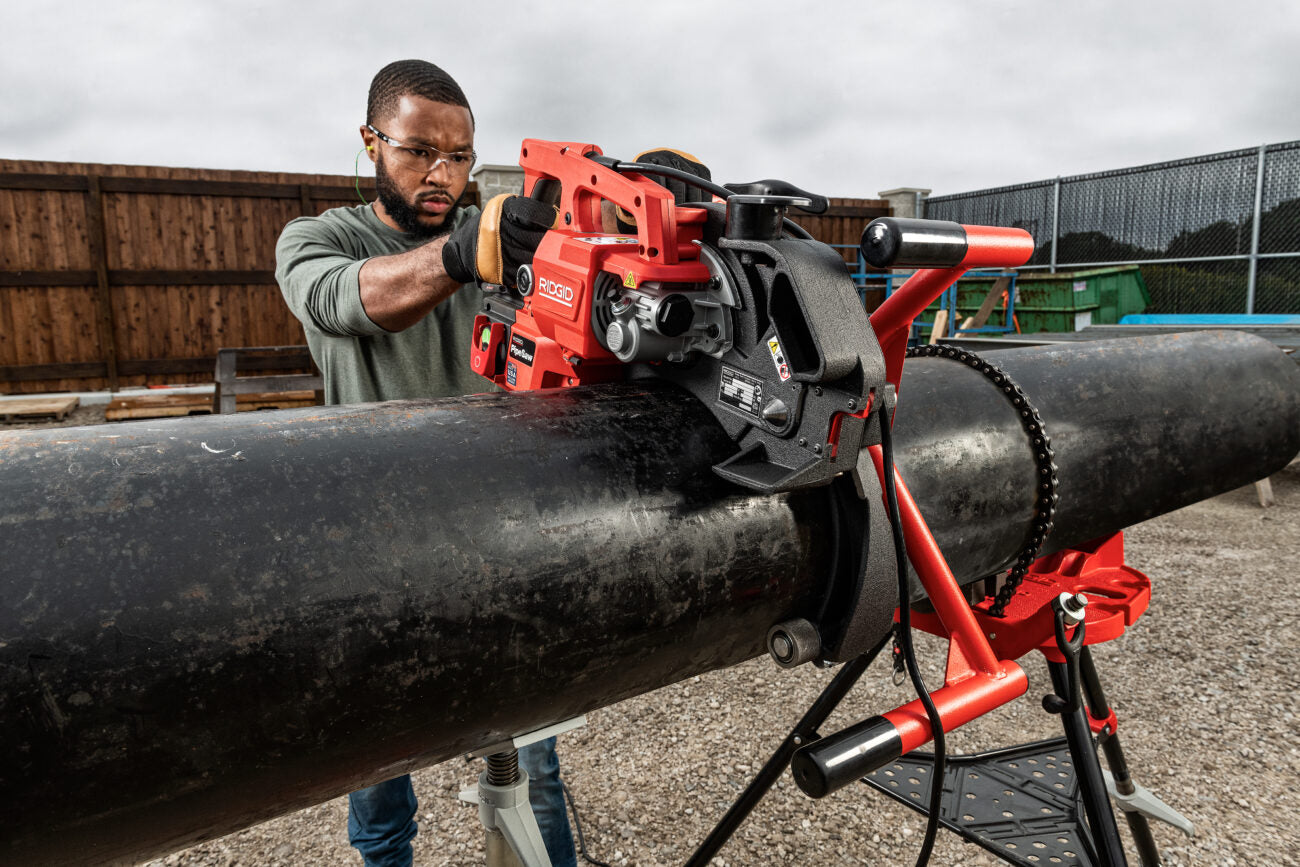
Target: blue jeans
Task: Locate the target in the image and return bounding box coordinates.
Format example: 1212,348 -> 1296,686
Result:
347,737 -> 576,867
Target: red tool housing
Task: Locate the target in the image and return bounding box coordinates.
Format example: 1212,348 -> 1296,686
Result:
470,140 -> 712,391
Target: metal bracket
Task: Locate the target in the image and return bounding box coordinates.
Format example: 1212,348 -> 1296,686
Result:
469,715 -> 588,758
1102,769 -> 1196,837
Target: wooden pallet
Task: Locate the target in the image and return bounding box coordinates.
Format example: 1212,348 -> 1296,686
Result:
0,396 -> 80,422
106,391 -> 317,421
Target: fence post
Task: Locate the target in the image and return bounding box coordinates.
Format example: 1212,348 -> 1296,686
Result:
1245,144 -> 1267,314
1049,177 -> 1061,274
84,175 -> 121,392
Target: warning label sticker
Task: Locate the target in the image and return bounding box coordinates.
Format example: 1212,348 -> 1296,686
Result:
767,337 -> 792,381
623,271 -> 638,289
576,236 -> 638,245
717,366 -> 763,419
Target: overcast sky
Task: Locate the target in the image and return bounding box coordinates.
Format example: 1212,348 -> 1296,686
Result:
2,0 -> 1297,199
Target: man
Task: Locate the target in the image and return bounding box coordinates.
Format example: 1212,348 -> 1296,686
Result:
275,59 -> 575,867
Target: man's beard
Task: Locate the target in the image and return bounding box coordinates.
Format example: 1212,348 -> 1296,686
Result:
375,155 -> 462,239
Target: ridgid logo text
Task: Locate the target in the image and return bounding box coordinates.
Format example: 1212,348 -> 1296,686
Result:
538,278 -> 576,307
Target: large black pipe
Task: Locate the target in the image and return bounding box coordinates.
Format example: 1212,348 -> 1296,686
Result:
893,330 -> 1300,580
1,331 -> 1296,864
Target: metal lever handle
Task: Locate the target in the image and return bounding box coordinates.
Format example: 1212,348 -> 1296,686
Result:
724,179 -> 829,214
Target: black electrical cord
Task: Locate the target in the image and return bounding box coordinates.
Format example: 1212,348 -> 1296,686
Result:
561,780 -> 612,867
608,160 -> 734,205
877,410 -> 946,867
605,159 -> 816,241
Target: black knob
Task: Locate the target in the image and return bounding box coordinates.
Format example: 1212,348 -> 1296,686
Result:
766,618 -> 820,668
654,293 -> 693,337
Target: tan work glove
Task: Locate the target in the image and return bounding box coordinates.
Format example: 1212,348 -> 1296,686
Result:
443,194 -> 559,287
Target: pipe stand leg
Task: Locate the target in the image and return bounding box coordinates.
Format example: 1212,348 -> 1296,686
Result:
1080,649 -> 1164,867
686,635 -> 889,867
1048,661 -> 1128,866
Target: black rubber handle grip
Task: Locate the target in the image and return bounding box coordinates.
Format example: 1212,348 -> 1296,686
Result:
790,715 -> 902,799
861,217 -> 968,268
529,177 -> 562,207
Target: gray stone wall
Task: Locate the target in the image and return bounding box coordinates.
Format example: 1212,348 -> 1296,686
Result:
877,187 -> 931,219
472,164 -> 526,202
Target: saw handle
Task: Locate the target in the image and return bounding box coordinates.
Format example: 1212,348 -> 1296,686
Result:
520,140 -> 682,262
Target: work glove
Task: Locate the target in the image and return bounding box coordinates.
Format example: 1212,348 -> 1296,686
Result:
443,194 -> 559,287
616,148 -> 712,232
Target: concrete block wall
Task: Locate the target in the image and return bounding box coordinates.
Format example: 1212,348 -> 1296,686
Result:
877,187 -> 930,219
471,164 -> 526,202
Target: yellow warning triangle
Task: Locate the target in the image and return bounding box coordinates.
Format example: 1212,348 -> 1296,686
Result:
623,271 -> 638,289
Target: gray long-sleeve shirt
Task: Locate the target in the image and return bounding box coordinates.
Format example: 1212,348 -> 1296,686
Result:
275,203 -> 492,405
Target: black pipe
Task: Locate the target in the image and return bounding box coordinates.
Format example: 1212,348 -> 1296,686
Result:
0,387 -> 834,865
892,329 -> 1300,584
0,331 -> 1296,864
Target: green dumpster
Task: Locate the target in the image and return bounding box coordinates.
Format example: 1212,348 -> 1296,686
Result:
919,266 -> 1150,335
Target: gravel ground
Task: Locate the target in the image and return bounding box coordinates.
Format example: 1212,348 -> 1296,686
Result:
8,408 -> 1297,866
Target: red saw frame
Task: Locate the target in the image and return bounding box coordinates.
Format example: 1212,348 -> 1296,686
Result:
858,228 -> 1148,751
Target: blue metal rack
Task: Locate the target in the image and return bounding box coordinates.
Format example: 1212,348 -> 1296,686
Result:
921,270 -> 1021,340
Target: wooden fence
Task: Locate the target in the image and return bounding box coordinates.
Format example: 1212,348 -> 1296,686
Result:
788,197 -> 892,261
0,159 -> 884,394
0,160 -> 479,394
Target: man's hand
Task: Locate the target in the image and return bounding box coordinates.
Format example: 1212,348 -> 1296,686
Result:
633,148 -> 713,203
442,194 -> 558,287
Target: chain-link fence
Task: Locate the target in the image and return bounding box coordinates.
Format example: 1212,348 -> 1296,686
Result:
924,141 -> 1300,315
